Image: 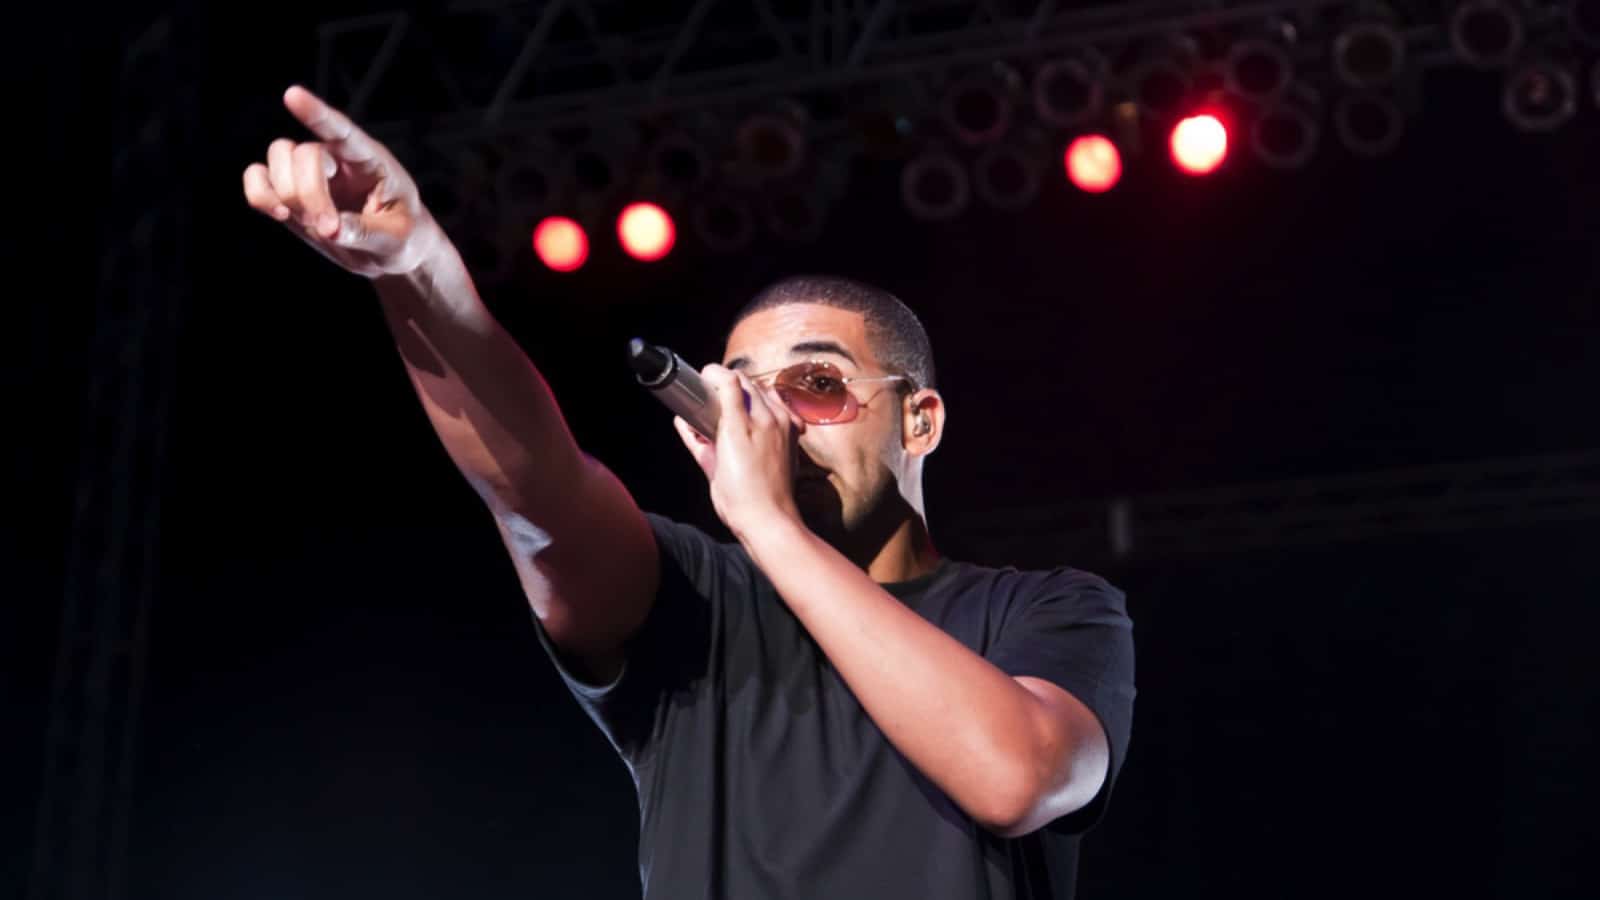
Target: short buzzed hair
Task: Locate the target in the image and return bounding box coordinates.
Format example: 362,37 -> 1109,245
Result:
730,275 -> 936,390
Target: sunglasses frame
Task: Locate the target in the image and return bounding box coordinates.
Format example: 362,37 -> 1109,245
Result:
746,359 -> 915,425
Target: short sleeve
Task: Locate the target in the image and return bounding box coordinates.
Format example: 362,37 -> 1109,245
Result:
528,512 -> 753,770
984,568 -> 1136,835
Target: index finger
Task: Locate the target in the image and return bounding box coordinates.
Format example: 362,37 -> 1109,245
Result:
702,365 -> 752,436
283,85 -> 384,171
735,372 -> 777,426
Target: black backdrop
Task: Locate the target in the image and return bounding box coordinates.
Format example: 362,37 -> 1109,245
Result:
7,3 -> 1599,898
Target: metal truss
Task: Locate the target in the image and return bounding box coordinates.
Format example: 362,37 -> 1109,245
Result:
28,11 -> 195,900
304,0 -> 1536,282
315,0 -> 1400,141
954,450 -> 1600,567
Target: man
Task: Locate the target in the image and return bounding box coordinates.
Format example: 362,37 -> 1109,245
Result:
242,86 -> 1135,899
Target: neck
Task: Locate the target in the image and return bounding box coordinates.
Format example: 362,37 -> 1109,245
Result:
802,475 -> 942,582
863,513 -> 942,584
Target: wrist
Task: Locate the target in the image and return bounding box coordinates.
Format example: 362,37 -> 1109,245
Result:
732,506 -> 808,558
384,214 -> 453,278
374,218 -> 477,317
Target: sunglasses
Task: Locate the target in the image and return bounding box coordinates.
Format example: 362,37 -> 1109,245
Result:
745,360 -> 914,425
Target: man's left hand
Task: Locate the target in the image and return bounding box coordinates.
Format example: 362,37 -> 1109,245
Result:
673,364 -> 804,543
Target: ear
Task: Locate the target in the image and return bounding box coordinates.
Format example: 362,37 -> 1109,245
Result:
901,388 -> 944,456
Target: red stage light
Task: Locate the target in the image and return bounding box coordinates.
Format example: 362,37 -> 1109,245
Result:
532,217 -> 589,272
1170,114 -> 1229,175
1064,135 -> 1122,193
617,202 -> 676,262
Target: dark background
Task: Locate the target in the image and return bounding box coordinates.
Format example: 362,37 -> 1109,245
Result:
7,2 -> 1599,898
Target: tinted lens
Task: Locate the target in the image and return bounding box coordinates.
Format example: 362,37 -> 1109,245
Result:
774,362 -> 850,422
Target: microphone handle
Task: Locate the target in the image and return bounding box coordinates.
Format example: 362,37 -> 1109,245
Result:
652,355 -> 721,440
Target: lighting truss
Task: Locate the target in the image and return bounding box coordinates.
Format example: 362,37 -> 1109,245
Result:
306,0 -> 1590,272
29,11 -> 195,900
954,450 -> 1600,568
315,0 -> 1404,143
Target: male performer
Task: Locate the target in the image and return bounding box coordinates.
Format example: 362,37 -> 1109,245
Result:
242,86 -> 1135,899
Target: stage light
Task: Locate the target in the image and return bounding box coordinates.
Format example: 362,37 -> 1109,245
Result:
648,132 -> 711,192
496,157 -> 556,224
1334,93 -> 1405,156
1503,58 -> 1577,131
1064,135 -> 1121,193
1129,54 -> 1193,120
1449,0 -> 1524,68
428,144 -> 499,234
1033,50 -> 1106,128
737,104 -> 808,180
566,143 -> 622,199
616,202 -> 675,262
1333,19 -> 1405,89
1170,113 -> 1229,175
901,149 -> 970,221
1570,0 -> 1600,48
764,187 -> 827,243
692,193 -> 754,254
848,79 -> 931,160
974,143 -> 1042,210
1252,93 -> 1321,169
941,66 -> 1019,145
532,216 -> 588,272
1225,39 -> 1293,104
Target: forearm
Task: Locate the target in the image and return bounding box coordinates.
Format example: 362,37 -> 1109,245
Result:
373,228 -> 584,511
740,516 -> 1048,830
245,84 -> 656,660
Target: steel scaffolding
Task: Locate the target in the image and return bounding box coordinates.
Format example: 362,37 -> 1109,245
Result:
28,10 -> 196,900
314,0 -> 1423,140
954,450 -> 1600,567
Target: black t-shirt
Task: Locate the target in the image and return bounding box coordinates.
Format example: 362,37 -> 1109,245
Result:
530,513 -> 1136,900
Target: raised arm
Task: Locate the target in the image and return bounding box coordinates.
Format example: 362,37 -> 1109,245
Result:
241,86 -> 656,682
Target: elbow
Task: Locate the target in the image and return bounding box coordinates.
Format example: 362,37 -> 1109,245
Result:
978,806 -> 1036,841
970,756 -> 1049,838
974,746 -> 1105,839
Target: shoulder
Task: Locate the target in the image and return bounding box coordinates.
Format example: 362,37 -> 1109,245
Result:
642,511 -> 724,553
642,511 -> 735,555
642,512 -> 757,598
948,558 -> 1127,623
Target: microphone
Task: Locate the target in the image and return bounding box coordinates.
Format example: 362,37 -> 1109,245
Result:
628,338 -> 724,440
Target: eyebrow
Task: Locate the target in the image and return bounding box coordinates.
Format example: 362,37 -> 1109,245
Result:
727,340 -> 859,371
